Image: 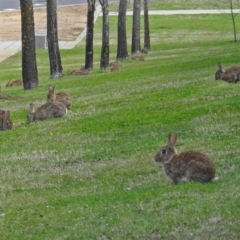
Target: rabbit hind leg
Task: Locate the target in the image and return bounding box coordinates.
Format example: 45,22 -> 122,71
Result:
185,163 -> 212,183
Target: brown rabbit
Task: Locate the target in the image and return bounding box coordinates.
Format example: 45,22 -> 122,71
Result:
154,133 -> 216,185
109,61 -> 122,68
131,54 -> 145,61
27,102 -> 67,122
141,48 -> 149,54
6,79 -> 23,87
0,110 -> 13,130
110,65 -> 120,72
215,62 -> 240,83
47,85 -> 72,109
67,69 -> 89,75
110,61 -> 122,72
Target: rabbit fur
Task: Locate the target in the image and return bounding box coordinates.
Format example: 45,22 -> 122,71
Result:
27,102 -> 67,122
0,110 -> 13,130
6,79 -> 23,87
215,62 -> 240,83
47,85 -> 72,109
154,133 -> 216,185
67,69 -> 89,76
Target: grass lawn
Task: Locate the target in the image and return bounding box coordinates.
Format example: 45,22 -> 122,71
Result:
0,2 -> 240,240
109,0 -> 240,11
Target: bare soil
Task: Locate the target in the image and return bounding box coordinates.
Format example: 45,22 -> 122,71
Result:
0,5 -> 87,41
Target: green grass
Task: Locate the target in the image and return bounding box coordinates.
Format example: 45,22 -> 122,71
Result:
1,4 -> 240,240
109,0 -> 240,11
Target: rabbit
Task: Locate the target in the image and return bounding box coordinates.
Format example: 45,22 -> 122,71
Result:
154,133 -> 216,185
47,85 -> 72,109
0,110 -> 13,130
215,62 -> 240,83
5,81 -> 12,87
109,60 -> 122,68
141,48 -> 149,54
6,79 -> 23,87
131,54 -> 145,61
67,69 -> 89,75
110,65 -> 120,72
110,60 -> 122,72
27,102 -> 67,122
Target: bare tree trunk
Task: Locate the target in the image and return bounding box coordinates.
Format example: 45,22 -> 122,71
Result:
143,0 -> 150,51
230,0 -> 237,42
47,0 -> 63,78
85,0 -> 96,71
214,0 -> 238,42
20,0 -> 38,90
117,0 -> 129,60
99,0 -> 109,70
131,0 -> 141,54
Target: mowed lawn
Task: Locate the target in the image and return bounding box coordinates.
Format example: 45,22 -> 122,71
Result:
0,3 -> 240,240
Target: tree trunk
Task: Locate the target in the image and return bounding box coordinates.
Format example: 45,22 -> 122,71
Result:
20,0 -> 38,90
214,0 -> 238,42
131,0 -> 141,54
230,0 -> 237,42
143,0 -> 150,51
47,0 -> 63,78
99,0 -> 109,70
117,0 -> 128,60
85,0 -> 96,71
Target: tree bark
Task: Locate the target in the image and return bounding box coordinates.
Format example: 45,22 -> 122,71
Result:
117,0 -> 128,60
214,0 -> 238,42
131,0 -> 141,54
47,0 -> 63,78
99,0 -> 109,70
229,0 -> 237,42
85,0 -> 96,71
143,0 -> 151,51
20,0 -> 38,89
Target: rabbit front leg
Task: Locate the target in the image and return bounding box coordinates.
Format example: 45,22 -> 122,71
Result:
231,73 -> 239,83
163,165 -> 181,185
170,179 -> 179,185
236,73 -> 240,83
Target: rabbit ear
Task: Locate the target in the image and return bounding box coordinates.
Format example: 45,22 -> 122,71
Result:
5,110 -> 10,118
29,103 -> 34,113
48,85 -> 53,91
218,62 -> 222,71
168,133 -> 177,148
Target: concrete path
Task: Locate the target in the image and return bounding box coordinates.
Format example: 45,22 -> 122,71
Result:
107,9 -> 240,16
1,8 -> 239,63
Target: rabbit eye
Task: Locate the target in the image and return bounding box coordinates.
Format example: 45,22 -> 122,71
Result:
162,149 -> 167,154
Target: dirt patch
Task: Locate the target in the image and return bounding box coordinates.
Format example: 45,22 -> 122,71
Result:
0,4 -> 87,41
